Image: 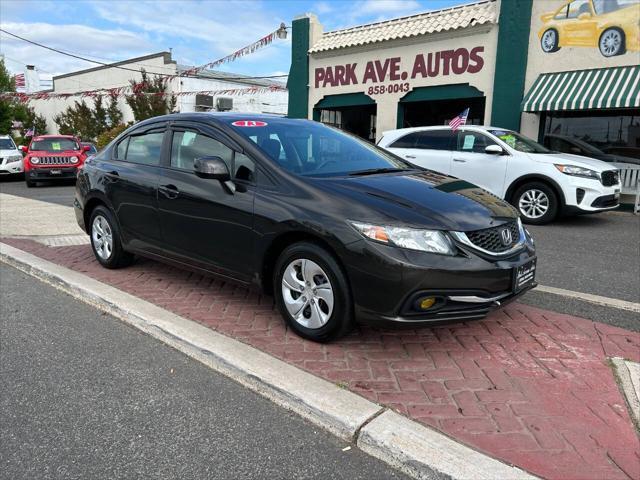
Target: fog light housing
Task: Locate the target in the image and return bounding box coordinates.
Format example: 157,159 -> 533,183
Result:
416,296 -> 437,310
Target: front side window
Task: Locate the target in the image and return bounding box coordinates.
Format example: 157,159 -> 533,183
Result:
125,131 -> 164,165
30,137 -> 79,152
227,118 -> 413,177
0,138 -> 17,150
554,4 -> 569,19
170,130 -> 233,171
456,131 -> 498,154
489,129 -> 552,154
567,0 -> 592,18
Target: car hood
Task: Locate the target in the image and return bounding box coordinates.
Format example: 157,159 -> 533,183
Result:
318,170 -> 518,232
0,149 -> 20,157
527,152 -> 616,171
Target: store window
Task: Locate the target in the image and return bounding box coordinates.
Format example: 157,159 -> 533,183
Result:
543,109 -> 640,160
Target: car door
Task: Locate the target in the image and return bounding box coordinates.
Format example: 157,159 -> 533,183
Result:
387,130 -> 454,175
157,123 -> 257,282
563,0 -> 598,46
450,130 -> 509,195
101,124 -> 165,251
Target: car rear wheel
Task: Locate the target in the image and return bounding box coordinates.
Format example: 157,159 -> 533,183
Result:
541,29 -> 560,53
89,205 -> 133,269
274,242 -> 353,342
599,28 -> 625,57
513,182 -> 558,225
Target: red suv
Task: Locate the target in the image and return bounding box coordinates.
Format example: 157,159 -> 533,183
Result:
22,135 -> 91,187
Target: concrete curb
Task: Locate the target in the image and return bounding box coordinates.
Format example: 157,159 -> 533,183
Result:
0,242 -> 538,480
611,357 -> 640,429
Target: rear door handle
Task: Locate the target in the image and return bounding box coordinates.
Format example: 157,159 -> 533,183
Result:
159,184 -> 179,199
453,158 -> 467,163
404,155 -> 417,159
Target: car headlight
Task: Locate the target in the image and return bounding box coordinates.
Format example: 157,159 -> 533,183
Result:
554,164 -> 599,180
350,221 -> 456,255
8,155 -> 22,162
69,156 -> 79,164
30,156 -> 40,164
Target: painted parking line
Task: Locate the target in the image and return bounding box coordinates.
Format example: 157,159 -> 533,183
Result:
536,284 -> 640,313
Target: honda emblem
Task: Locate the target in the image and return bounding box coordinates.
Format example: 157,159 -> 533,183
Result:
501,228 -> 512,246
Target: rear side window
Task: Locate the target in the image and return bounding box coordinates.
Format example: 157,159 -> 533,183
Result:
125,131 -> 164,165
390,132 -> 421,148
416,130 -> 453,151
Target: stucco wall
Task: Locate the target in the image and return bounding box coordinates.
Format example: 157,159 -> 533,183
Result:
308,21 -> 499,141
520,0 -> 640,138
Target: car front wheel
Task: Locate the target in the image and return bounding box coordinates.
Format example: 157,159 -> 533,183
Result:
274,242 -> 353,342
89,205 -> 133,269
541,29 -> 560,53
599,28 -> 625,57
512,182 -> 558,225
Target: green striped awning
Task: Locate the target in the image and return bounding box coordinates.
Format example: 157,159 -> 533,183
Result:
521,66 -> 640,112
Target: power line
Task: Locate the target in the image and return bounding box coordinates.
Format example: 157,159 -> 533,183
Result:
0,28 -> 289,82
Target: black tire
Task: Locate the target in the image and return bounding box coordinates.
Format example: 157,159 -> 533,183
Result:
540,28 -> 560,53
274,242 -> 353,342
25,179 -> 36,188
89,205 -> 134,269
599,28 -> 625,57
512,182 -> 559,225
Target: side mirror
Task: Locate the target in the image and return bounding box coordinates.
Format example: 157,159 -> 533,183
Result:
82,145 -> 91,152
21,145 -> 28,153
194,156 -> 231,181
485,145 -> 504,155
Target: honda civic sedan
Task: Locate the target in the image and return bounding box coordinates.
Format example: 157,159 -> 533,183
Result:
75,113 -> 537,342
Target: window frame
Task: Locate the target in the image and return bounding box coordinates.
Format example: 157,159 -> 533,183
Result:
166,123 -> 258,186
113,122 -> 168,166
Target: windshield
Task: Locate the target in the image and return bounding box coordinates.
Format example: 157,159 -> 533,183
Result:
30,138 -> 79,152
226,118 -> 413,177
593,0 -> 635,14
0,138 -> 17,150
489,130 -> 552,154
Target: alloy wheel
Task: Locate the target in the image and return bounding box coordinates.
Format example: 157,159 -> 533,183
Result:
600,30 -> 622,57
92,215 -> 113,260
518,189 -> 549,220
281,258 -> 334,329
541,30 -> 556,52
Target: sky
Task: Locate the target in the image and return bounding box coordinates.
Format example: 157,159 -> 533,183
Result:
0,0 -> 472,85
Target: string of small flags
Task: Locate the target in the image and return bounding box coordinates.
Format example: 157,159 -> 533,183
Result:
0,85 -> 287,103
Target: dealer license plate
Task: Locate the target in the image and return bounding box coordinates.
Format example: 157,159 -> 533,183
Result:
514,258 -> 536,292
50,169 -> 62,175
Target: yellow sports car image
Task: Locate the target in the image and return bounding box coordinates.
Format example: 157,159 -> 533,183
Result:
538,0 -> 640,57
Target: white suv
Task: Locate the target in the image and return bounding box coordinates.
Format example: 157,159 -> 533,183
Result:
0,135 -> 24,176
378,126 -> 621,224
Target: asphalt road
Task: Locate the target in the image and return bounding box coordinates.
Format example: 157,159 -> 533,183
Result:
1,177 -> 638,330
0,263 -> 408,480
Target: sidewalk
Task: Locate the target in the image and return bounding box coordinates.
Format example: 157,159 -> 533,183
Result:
2,235 -> 639,480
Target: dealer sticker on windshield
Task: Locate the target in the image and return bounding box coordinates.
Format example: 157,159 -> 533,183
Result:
231,120 -> 268,127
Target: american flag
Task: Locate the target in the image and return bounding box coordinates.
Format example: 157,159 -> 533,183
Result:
25,127 -> 35,137
448,108 -> 469,132
13,73 -> 26,89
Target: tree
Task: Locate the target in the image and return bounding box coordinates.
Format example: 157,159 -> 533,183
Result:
125,69 -> 176,122
53,95 -> 123,142
106,94 -> 123,127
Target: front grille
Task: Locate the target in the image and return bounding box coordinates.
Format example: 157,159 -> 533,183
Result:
591,195 -> 619,208
601,170 -> 619,187
38,156 -> 74,165
465,221 -> 520,253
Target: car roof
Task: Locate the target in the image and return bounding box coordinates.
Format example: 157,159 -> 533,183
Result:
32,134 -> 77,139
383,125 -> 507,135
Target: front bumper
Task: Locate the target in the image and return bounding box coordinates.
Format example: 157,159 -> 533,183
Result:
563,178 -> 620,212
343,238 -> 536,327
27,166 -> 78,181
0,160 -> 24,175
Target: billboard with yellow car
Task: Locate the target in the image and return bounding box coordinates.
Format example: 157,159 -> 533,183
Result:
538,0 -> 639,57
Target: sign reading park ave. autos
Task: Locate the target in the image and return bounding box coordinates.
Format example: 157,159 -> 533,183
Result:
314,47 -> 485,95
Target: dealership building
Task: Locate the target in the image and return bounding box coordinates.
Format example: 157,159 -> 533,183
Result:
287,0 -> 640,157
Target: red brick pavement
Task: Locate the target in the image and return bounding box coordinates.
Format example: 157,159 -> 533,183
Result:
4,237 -> 640,480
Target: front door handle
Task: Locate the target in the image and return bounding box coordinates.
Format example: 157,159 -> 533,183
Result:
405,155 -> 417,159
453,158 -> 467,163
105,170 -> 120,183
159,184 -> 179,199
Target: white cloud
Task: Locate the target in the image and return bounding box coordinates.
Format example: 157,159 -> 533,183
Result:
359,0 -> 421,14
0,22 -> 154,77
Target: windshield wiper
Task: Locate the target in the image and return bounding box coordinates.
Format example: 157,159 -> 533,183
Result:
348,167 -> 409,176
